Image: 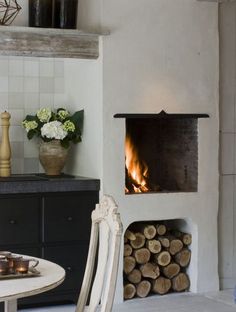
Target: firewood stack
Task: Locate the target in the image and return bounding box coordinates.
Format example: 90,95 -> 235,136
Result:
123,223 -> 191,300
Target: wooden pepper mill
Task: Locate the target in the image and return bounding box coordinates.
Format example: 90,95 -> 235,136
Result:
0,111 -> 11,177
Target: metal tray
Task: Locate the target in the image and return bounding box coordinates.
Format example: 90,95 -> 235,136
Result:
0,267 -> 40,280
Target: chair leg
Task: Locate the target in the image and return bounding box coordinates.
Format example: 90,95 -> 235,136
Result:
4,300 -> 17,312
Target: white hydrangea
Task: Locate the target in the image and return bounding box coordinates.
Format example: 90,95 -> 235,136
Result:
41,121 -> 68,140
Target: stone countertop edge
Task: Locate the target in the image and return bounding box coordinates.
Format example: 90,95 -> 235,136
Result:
0,176 -> 100,194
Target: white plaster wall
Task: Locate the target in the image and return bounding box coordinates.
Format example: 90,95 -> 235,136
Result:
63,57 -> 103,179
100,0 -> 219,302
11,0 -> 220,301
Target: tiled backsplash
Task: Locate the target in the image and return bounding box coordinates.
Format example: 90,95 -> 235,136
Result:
0,56 -> 65,174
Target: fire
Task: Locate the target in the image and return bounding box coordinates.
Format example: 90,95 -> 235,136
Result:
125,134 -> 149,193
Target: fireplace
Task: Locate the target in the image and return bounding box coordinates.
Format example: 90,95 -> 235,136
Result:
115,111 -> 209,194
112,110 -> 219,304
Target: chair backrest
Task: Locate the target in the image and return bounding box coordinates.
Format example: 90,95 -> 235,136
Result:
76,195 -> 123,312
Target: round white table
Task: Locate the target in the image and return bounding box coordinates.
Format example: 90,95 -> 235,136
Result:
0,256 -> 65,312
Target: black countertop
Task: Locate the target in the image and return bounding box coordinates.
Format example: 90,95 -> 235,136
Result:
0,174 -> 100,194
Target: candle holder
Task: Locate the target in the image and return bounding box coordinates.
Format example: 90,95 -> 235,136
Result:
0,259 -> 9,275
14,258 -> 39,274
6,255 -> 22,272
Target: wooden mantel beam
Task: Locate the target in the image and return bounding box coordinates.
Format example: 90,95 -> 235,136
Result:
0,26 -> 101,59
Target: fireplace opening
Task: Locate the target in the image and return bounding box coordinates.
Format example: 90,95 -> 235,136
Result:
121,111 -> 209,194
123,219 -> 192,300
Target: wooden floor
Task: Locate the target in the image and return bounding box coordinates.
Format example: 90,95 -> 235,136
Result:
19,290 -> 236,312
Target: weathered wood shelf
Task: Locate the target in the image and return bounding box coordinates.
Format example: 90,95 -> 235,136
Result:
0,26 -> 101,59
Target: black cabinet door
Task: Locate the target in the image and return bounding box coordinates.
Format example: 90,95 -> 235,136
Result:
43,191 -> 98,242
0,196 -> 40,245
43,243 -> 89,293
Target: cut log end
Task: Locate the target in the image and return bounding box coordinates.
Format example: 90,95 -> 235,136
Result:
154,251 -> 171,267
140,262 -> 160,279
175,248 -> 191,267
124,256 -> 136,274
124,283 -> 136,300
127,269 -> 142,284
156,224 -> 167,236
136,280 -> 151,298
163,263 -> 180,279
152,276 -> 171,295
169,239 -> 183,255
125,229 -> 136,241
134,248 -> 151,264
143,225 -> 157,239
124,244 -> 133,257
146,239 -> 162,254
172,272 -> 190,292
130,233 -> 146,249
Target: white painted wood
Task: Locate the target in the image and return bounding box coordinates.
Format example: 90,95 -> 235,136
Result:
4,300 -> 17,312
219,1 -> 236,289
76,195 -> 123,312
0,256 -> 65,311
0,26 -> 101,59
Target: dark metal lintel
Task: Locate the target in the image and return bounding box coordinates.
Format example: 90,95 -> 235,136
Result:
114,110 -> 209,119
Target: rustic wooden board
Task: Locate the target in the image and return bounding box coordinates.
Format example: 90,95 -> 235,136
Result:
0,26 -> 99,59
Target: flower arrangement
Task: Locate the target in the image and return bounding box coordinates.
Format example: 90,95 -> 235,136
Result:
22,108 -> 84,148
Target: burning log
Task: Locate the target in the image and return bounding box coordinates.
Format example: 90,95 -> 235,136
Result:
136,280 -> 151,298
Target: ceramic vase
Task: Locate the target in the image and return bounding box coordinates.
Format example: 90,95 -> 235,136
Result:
39,140 -> 68,176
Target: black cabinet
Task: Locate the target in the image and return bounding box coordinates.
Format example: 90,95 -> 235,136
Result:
0,177 -> 99,308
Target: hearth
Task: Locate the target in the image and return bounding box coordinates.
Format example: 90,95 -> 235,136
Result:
115,111 -> 209,194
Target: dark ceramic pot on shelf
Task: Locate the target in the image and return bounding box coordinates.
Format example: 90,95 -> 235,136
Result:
28,0 -> 53,27
53,0 -> 78,29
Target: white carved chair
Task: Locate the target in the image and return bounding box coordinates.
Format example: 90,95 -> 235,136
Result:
76,195 -> 123,312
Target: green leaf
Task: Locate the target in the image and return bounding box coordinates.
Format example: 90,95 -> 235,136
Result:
71,110 -> 84,133
72,135 -> 82,144
27,130 -> 35,140
61,139 -> 70,149
25,115 -> 37,121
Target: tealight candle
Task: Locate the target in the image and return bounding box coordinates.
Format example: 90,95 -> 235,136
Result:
14,258 -> 39,274
0,259 -> 9,275
7,255 -> 22,270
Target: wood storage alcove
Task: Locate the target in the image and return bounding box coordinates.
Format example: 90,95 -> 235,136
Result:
123,219 -> 192,300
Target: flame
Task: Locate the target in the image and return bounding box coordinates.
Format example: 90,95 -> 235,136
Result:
125,134 -> 149,193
